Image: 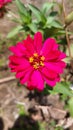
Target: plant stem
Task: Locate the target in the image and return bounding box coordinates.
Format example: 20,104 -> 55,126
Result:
62,0 -> 71,58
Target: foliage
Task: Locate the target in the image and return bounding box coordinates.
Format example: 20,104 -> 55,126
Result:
44,82 -> 73,99
49,120 -> 63,130
7,0 -> 65,39
17,104 -> 26,116
50,82 -> 73,97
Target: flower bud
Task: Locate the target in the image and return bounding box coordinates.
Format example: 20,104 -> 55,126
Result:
65,11 -> 73,25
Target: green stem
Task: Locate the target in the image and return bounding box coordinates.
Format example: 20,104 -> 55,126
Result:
62,0 -> 71,58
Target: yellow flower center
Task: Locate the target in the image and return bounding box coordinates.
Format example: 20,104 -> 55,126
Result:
29,53 -> 45,69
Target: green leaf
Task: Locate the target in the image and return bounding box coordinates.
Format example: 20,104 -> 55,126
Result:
52,82 -> 73,97
44,17 -> 55,28
44,27 -> 59,38
28,23 -> 38,33
42,2 -> 55,14
53,30 -> 73,37
44,12 -> 59,28
19,13 -> 30,24
49,11 -> 58,17
38,122 -> 46,130
17,104 -> 26,116
16,0 -> 28,16
50,20 -> 63,29
28,4 -> 46,23
16,0 -> 31,24
68,97 -> 73,117
7,26 -> 23,38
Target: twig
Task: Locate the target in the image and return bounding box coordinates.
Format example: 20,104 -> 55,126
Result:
0,76 -> 15,84
62,0 -> 71,58
14,100 -> 25,106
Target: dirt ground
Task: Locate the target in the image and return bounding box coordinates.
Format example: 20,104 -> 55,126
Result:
0,0 -> 73,130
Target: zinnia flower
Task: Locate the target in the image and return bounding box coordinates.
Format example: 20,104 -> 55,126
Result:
0,0 -> 11,8
0,0 -> 12,18
9,32 -> 66,91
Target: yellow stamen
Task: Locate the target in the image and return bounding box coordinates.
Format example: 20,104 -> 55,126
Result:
40,56 -> 45,61
33,62 -> 39,69
29,57 -> 34,63
33,53 -> 38,57
29,54 -> 45,69
40,61 -> 44,66
33,64 -> 39,69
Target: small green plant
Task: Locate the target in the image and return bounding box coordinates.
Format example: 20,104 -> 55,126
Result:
55,126 -> 64,130
7,0 -> 66,39
17,104 -> 26,116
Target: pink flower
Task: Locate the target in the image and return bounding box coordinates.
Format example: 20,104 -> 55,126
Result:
9,32 -> 66,91
0,0 -> 11,8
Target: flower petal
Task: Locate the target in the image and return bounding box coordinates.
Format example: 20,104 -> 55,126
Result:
41,38 -> 58,57
45,50 -> 61,61
23,35 -> 34,56
44,75 -> 60,87
0,0 -> 11,8
20,68 -> 33,84
9,42 -> 26,57
45,61 -> 66,74
41,66 -> 57,80
59,52 -> 66,59
16,42 -> 26,53
27,70 -> 44,91
34,32 -> 42,54
9,46 -> 23,56
16,66 -> 32,78
9,56 -> 31,72
9,55 -> 30,66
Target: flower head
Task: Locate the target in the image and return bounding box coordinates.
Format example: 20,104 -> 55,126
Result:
0,0 -> 11,8
9,32 -> 66,91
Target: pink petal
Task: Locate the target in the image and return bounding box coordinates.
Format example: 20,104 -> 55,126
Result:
45,61 -> 66,74
9,56 -> 31,72
41,66 -> 57,80
16,66 -> 32,78
9,56 -> 29,66
9,42 -> 26,56
59,52 -> 66,59
59,61 -> 66,68
0,0 -> 11,8
16,71 -> 27,78
20,68 -> 33,84
45,78 -> 56,86
45,50 -> 61,61
16,42 -> 26,53
14,62 -> 31,72
34,32 -> 42,54
23,35 -> 34,56
41,38 -> 58,57
9,46 -> 23,56
44,76 -> 60,87
9,62 -> 16,72
27,70 -> 44,91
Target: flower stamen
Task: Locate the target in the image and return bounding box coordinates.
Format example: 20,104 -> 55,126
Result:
29,53 -> 45,69
40,61 -> 44,66
33,53 -> 38,57
40,56 -> 45,61
29,57 -> 34,63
